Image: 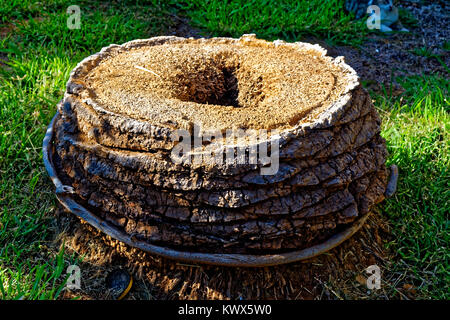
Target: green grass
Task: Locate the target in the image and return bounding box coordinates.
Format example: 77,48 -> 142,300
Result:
411,47 -> 435,58
0,0 -> 67,23
174,0 -> 368,46
398,7 -> 419,29
410,47 -> 449,74
0,245 -> 68,299
376,76 -> 449,299
0,0 -> 448,299
0,0 -> 175,299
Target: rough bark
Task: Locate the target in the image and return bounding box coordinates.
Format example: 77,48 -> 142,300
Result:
51,35 -> 389,254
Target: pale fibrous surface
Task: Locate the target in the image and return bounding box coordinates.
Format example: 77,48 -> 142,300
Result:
52,35 -> 388,254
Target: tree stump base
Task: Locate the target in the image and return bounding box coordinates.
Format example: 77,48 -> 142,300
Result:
44,35 -> 395,266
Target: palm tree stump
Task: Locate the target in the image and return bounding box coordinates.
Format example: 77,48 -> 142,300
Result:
44,35 -> 395,266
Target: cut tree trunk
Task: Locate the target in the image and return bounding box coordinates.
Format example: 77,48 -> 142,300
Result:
44,35 -> 392,265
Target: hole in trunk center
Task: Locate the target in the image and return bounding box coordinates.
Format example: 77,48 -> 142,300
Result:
173,64 -> 242,108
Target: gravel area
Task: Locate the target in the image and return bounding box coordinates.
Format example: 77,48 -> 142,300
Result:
328,1 -> 449,92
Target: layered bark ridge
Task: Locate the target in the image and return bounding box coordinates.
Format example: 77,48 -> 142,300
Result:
53,35 -> 389,254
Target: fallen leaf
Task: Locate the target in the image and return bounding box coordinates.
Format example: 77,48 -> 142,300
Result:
355,274 -> 366,286
403,283 -> 416,295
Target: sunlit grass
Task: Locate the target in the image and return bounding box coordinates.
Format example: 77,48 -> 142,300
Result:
0,0 -> 174,299
376,76 -> 449,299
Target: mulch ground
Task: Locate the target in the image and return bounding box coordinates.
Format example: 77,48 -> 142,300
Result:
53,205 -> 401,300
325,1 -> 449,93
